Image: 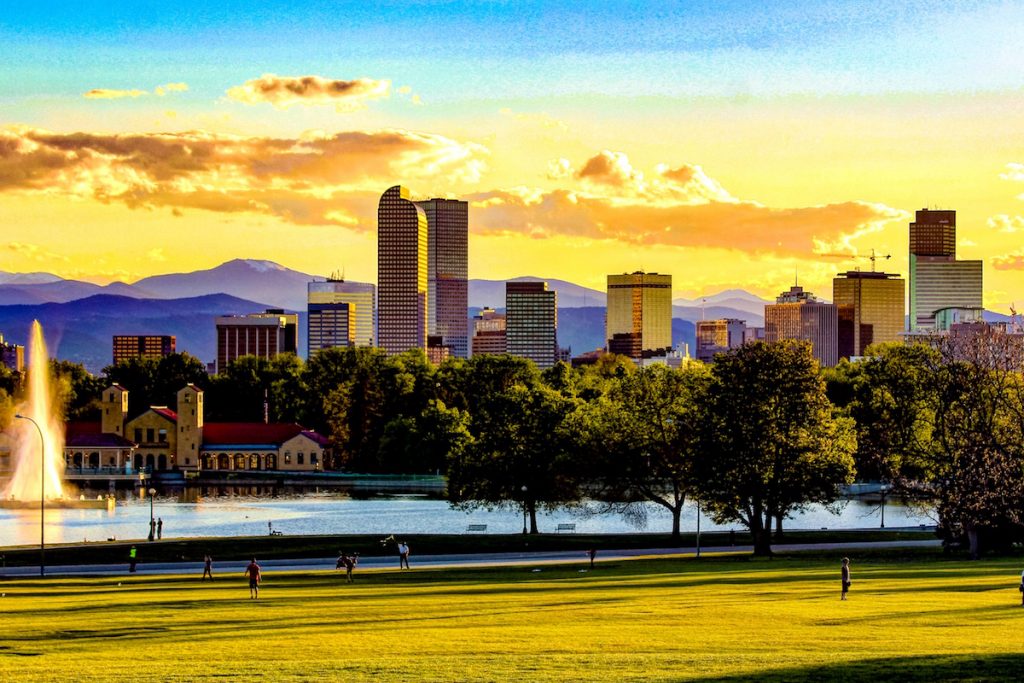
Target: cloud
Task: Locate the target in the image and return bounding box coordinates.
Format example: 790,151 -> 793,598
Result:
226,74 -> 390,111
0,126 -> 487,229
469,151 -> 901,257
83,89 -> 148,99
1001,163 -> 1024,183
7,242 -> 69,262
993,251 -> 1024,270
146,247 -> 167,262
987,214 -> 1024,233
546,158 -> 572,180
154,82 -> 189,96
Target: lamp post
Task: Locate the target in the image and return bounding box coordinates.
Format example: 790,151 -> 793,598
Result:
15,414 -> 45,577
521,485 -> 528,535
695,498 -> 702,559
147,488 -> 156,541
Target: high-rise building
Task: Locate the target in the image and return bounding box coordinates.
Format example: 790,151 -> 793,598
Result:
426,335 -> 451,365
833,271 -> 905,359
112,335 -> 176,365
908,209 -> 983,330
307,303 -> 353,355
307,279 -> 375,349
416,198 -> 469,358
605,272 -> 672,358
215,309 -> 298,372
378,186 -> 428,354
764,285 -> 838,367
471,307 -> 507,356
0,333 -> 25,372
695,319 -> 746,363
506,282 -> 557,368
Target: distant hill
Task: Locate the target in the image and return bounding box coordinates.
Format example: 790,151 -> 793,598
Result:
0,293 -> 272,373
134,259 -> 321,311
0,270 -> 63,286
469,277 -> 606,309
0,280 -> 155,305
673,289 -> 771,319
553,307 -> 696,358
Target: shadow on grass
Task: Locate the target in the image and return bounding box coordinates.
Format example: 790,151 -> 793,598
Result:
687,653 -> 1024,682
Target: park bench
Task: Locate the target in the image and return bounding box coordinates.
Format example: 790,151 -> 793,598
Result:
466,524 -> 488,532
270,530 -> 283,536
556,523 -> 576,533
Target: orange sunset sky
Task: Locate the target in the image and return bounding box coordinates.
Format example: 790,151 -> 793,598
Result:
2,1 -> 1024,308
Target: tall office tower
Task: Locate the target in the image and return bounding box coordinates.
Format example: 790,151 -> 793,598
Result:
0,333 -> 25,372
909,209 -> 984,330
506,282 -> 558,368
307,279 -> 376,348
833,271 -> 905,359
215,309 -> 298,372
695,319 -> 747,363
307,302 -> 352,355
605,272 -> 672,358
416,198 -> 469,358
764,285 -> 838,367
471,307 -> 507,356
112,335 -> 176,365
378,186 -> 428,354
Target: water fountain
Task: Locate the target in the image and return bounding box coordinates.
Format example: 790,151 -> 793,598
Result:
1,320 -> 106,509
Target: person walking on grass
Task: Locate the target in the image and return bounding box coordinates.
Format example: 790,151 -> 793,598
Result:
157,518 -> 163,540
1018,569 -> 1024,607
841,557 -> 852,601
128,545 -> 137,573
398,541 -> 410,570
245,558 -> 262,599
339,553 -> 357,583
202,554 -> 213,581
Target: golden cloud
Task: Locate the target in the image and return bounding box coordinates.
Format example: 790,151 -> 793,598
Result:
155,82 -> 189,96
471,151 -> 901,257
226,74 -> 390,111
992,251 -> 1024,270
83,89 -> 148,99
0,126 -> 487,228
988,214 -> 1024,233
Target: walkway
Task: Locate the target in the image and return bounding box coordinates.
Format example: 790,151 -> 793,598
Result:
0,539 -> 941,578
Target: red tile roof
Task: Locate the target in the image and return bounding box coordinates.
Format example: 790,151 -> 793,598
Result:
202,422 -> 327,447
149,407 -> 178,422
65,422 -> 137,448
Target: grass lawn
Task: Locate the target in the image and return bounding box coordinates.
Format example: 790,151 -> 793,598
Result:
1,551 -> 1023,682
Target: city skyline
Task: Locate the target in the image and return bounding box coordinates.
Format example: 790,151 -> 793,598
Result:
1,2 -> 1023,311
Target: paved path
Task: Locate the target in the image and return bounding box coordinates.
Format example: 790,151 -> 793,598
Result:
0,539 -> 941,578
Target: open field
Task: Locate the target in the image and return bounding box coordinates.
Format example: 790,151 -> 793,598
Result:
1,550 -> 1023,682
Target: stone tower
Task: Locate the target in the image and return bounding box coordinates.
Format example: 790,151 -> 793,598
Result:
176,384 -> 204,470
101,384 -> 128,436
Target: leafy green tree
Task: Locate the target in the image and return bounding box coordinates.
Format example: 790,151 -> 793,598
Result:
572,363 -> 710,542
51,360 -> 105,421
104,352 -> 208,416
207,354 -> 304,423
447,362 -> 579,533
698,341 -> 857,556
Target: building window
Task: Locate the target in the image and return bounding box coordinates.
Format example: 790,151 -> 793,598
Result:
297,452 -> 304,465
134,428 -> 142,443
146,428 -> 154,443
311,452 -> 318,464
158,429 -> 167,443
284,452 -> 291,465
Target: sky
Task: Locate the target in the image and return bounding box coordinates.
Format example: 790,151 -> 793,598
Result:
2,0 -> 1024,307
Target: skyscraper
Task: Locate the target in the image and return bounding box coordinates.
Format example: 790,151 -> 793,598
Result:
112,335 -> 176,364
605,271 -> 672,358
307,279 -> 375,348
307,303 -> 352,355
471,307 -> 507,356
908,209 -> 983,330
695,319 -> 746,363
764,285 -> 838,367
377,186 -> 428,354
833,271 -> 905,359
416,198 -> 469,358
506,282 -> 557,368
215,310 -> 298,372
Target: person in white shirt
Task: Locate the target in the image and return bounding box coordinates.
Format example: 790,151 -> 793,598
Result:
398,542 -> 410,570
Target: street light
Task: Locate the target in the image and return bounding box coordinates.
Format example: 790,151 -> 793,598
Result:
695,498 -> 702,559
521,485 -> 528,535
147,488 -> 156,541
15,414 -> 45,577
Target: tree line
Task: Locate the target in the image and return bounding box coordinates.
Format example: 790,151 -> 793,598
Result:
4,333 -> 1023,557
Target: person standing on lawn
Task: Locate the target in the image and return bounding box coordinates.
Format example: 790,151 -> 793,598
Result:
245,558 -> 262,599
841,558 -> 852,600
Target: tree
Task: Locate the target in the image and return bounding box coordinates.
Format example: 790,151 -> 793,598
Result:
104,352 -> 208,416
52,360 -> 105,421
698,341 -> 857,556
447,359 -> 579,533
572,362 -> 709,542
207,354 -> 304,423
